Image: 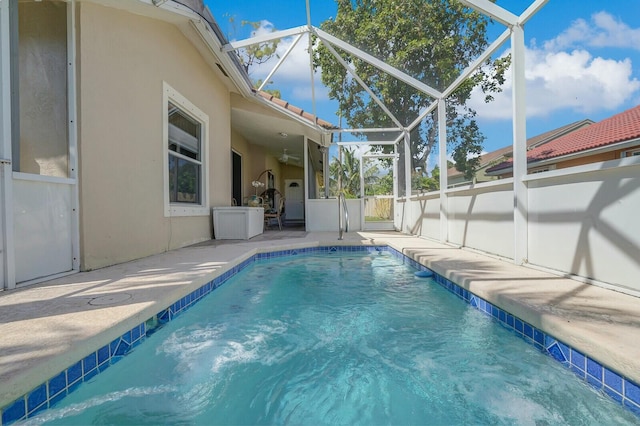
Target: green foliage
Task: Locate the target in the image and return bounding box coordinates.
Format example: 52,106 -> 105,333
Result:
227,18 -> 281,74
254,80 -> 281,98
328,147 -> 385,197
369,172 -> 393,196
315,0 -> 509,181
226,17 -> 282,97
329,147 -> 361,197
413,165 -> 440,193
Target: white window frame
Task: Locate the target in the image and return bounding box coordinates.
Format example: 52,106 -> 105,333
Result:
621,148 -> 640,158
163,82 -> 209,217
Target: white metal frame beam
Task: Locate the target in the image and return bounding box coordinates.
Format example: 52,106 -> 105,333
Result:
257,33 -> 303,91
314,27 -> 443,100
223,26 -> 308,52
318,38 -> 404,129
337,141 -> 397,146
511,24 -> 528,265
441,27 -> 511,99
437,99 -> 448,243
67,0 -> 80,273
306,1 -> 317,120
457,0 -> 518,27
0,0 -> 16,289
332,127 -> 402,134
518,0 -> 551,26
183,0 -> 544,262
397,100 -> 439,144
403,130 -> 411,197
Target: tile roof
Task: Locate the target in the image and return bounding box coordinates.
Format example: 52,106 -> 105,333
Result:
447,119 -> 593,177
256,90 -> 336,130
486,105 -> 640,174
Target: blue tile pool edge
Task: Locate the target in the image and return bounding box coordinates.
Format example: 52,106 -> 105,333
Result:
383,246 -> 640,418
2,244 -> 639,424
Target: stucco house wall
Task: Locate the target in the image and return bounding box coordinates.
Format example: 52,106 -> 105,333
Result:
77,2 -> 231,270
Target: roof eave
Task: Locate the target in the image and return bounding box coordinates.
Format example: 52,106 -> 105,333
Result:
486,136 -> 640,175
140,0 -> 253,96
250,92 -> 334,143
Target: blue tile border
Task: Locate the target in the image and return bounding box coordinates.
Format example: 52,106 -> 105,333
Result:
407,247 -> 640,418
1,244 -> 638,424
0,320 -> 147,426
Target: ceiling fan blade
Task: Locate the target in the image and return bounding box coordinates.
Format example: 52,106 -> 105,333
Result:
279,149 -> 300,163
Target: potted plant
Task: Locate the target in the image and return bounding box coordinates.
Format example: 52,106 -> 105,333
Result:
249,180 -> 265,207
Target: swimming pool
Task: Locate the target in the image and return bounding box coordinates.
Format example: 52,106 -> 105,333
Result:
21,249 -> 639,425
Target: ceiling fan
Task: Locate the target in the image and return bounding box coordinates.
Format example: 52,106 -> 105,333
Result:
279,149 -> 300,164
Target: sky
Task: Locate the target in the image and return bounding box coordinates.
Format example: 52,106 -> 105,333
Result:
205,0 -> 640,166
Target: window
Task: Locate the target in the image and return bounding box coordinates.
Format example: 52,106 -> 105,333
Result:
163,82 -> 209,217
529,164 -> 556,174
621,148 -> 640,158
17,1 -> 69,177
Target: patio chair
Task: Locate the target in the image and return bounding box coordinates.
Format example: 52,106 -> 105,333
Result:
264,197 -> 285,230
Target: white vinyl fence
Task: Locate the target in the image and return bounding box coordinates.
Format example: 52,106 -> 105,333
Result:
397,156 -> 640,294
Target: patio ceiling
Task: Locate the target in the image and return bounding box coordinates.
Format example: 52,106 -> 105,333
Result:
230,92 -> 331,166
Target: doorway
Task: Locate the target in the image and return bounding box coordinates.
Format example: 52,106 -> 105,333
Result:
361,154 -> 395,231
231,150 -> 242,206
285,179 -> 304,222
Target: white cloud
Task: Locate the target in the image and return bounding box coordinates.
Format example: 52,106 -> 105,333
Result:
469,14 -> 640,120
244,14 -> 640,120
239,22 -> 332,106
545,12 -> 640,51
244,23 -> 314,84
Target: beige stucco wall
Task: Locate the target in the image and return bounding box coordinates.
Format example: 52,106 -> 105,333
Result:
280,164 -> 304,188
77,3 -> 231,270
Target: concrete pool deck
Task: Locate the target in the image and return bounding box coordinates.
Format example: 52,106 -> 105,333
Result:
1,230 -> 639,413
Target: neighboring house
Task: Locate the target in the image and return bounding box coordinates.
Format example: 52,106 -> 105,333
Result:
486,105 -> 640,178
1,0 -> 332,288
447,119 -> 593,186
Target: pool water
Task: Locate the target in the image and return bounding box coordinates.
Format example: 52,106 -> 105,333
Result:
27,252 -> 638,425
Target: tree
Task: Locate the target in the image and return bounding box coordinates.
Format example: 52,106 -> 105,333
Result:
370,172 -> 393,196
413,165 -> 439,193
329,147 -> 361,197
328,147 -> 380,197
315,0 -> 509,183
227,18 -> 282,98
